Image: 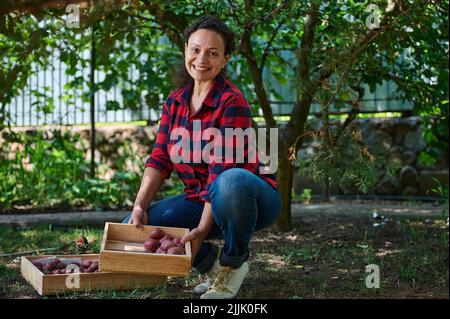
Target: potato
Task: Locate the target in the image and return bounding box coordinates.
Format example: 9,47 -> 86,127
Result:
167,246 -> 185,255
160,234 -> 173,242
44,263 -> 54,272
86,261 -> 99,272
172,237 -> 182,245
80,259 -> 98,272
81,260 -> 93,269
160,240 -> 177,251
155,247 -> 166,254
144,238 -> 159,253
75,236 -> 88,249
48,258 -> 61,270
33,262 -> 43,271
148,228 -> 165,240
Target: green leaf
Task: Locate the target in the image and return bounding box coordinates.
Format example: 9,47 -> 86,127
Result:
105,100 -> 121,111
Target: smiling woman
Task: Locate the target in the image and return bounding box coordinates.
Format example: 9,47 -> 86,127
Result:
184,28 -> 230,115
175,15 -> 235,89
123,15 -> 280,300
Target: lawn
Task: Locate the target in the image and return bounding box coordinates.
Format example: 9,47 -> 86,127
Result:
0,214 -> 448,299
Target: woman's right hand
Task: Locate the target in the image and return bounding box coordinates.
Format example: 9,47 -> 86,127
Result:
128,207 -> 148,228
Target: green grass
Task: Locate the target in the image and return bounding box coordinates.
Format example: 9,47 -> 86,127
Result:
278,245 -> 321,264
0,215 -> 448,299
0,225 -> 104,256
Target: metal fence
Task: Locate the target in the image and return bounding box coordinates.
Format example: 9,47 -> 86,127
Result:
260,49 -> 414,117
5,49 -> 413,127
5,47 -> 160,127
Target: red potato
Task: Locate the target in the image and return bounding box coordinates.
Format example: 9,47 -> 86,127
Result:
160,240 -> 177,251
160,234 -> 173,242
57,262 -> 67,270
47,258 -> 61,270
155,247 -> 167,254
167,246 -> 185,255
75,236 -> 89,249
81,260 -> 93,269
144,229 -> 185,254
148,228 -> 165,240
144,239 -> 159,253
44,263 -> 54,273
85,261 -> 99,273
172,237 -> 182,245
33,262 -> 43,271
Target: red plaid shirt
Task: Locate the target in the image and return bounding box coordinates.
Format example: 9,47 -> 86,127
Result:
145,74 -> 278,202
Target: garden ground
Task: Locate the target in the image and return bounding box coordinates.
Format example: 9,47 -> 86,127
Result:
0,205 -> 448,299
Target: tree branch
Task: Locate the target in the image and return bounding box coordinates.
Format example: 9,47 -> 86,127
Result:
336,84 -> 365,141
226,0 -> 243,26
245,0 -> 290,31
141,1 -> 188,50
290,0 -> 429,157
288,2 -> 320,146
261,20 -> 283,71
237,1 -> 278,128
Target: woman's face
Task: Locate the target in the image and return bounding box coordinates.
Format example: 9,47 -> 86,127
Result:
185,29 -> 229,83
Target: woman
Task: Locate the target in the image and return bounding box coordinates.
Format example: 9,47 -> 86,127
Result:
123,15 -> 280,299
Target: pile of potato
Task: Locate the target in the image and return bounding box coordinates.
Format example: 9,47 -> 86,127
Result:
32,258 -> 99,274
144,228 -> 185,255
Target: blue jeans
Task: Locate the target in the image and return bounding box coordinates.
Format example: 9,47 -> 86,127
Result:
122,168 -> 281,274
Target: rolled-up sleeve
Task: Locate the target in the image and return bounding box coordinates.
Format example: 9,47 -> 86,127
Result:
145,101 -> 174,179
200,94 -> 254,202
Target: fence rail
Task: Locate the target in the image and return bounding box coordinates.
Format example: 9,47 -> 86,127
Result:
4,48 -> 414,127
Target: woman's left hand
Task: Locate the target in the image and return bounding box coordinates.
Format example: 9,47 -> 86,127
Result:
181,227 -> 209,264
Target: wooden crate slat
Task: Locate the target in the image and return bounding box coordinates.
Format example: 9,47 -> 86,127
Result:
99,222 -> 192,276
21,254 -> 167,296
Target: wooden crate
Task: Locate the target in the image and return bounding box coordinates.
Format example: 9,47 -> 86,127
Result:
21,254 -> 167,296
99,222 -> 192,276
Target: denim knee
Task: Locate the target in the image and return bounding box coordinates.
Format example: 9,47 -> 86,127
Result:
209,169 -> 256,204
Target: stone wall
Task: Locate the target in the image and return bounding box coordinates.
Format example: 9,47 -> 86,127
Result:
3,124 -> 158,177
293,116 -> 449,197
3,117 -> 448,198
74,125 -> 157,169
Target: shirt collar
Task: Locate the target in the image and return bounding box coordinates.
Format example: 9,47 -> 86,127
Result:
177,73 -> 226,108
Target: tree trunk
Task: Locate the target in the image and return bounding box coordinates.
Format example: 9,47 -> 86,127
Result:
323,180 -> 330,202
90,24 -> 96,178
276,132 -> 294,231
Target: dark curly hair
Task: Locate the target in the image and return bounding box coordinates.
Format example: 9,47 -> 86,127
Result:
173,15 -> 235,88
